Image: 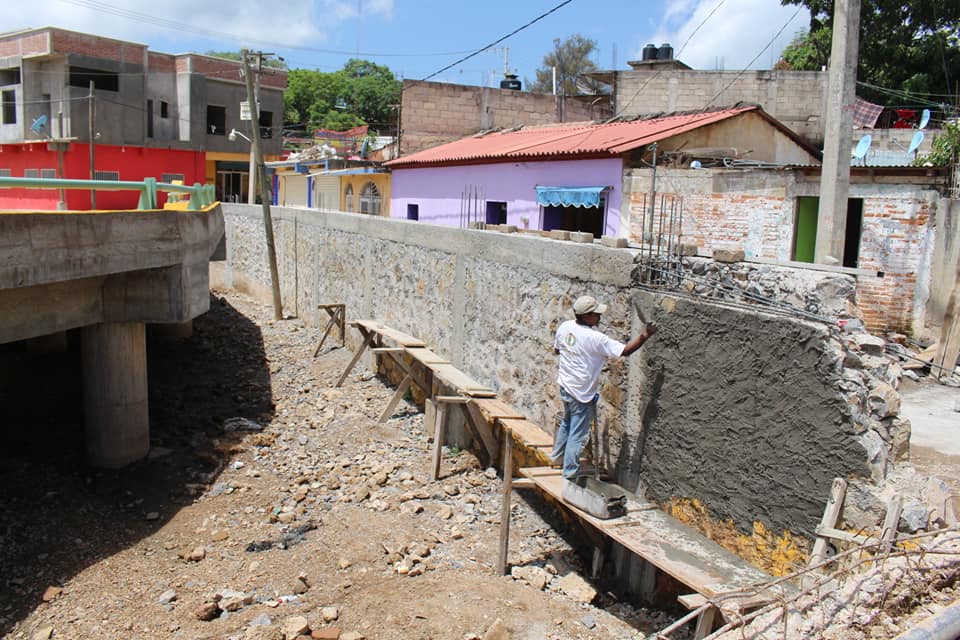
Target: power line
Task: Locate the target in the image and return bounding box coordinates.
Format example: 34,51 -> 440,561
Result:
705,6 -> 803,107
421,0 -> 575,81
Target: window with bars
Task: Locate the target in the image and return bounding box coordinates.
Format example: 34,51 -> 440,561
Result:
161,173 -> 185,184
94,170 -> 120,181
359,182 -> 381,215
24,169 -> 38,178
40,169 -> 56,179
0,169 -> 10,177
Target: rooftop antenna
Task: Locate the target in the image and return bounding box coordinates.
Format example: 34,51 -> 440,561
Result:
853,134 -> 872,165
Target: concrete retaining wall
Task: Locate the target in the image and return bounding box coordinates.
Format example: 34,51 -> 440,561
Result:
218,204 -> 876,536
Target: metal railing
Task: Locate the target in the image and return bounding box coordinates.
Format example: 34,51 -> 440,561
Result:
0,176 -> 217,211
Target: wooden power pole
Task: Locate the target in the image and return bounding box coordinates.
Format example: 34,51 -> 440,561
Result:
241,49 -> 283,320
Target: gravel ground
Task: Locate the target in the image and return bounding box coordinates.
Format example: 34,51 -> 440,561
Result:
0,289 -> 683,640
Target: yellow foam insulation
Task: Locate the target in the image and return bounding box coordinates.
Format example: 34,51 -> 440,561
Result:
665,497 -> 810,576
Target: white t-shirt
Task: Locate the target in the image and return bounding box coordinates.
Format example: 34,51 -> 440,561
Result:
554,319 -> 625,403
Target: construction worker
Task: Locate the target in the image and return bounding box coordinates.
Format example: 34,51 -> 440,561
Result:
552,295 -> 657,480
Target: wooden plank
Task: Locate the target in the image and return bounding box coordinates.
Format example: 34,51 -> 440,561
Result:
435,395 -> 470,404
405,347 -> 449,366
430,363 -> 496,397
935,245 -> 960,380
352,319 -> 425,348
809,478 -> 847,568
499,418 -> 554,448
517,467 -> 782,601
470,397 -> 525,421
678,593 -> 708,609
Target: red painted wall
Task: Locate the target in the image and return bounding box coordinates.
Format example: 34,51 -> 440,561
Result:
0,143 -> 206,210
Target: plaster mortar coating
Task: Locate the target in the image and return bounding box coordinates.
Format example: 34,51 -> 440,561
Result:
629,290 -> 867,533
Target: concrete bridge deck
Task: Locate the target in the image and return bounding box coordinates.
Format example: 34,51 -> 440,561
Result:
0,205 -> 225,467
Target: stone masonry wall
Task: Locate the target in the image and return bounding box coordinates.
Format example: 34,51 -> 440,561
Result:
218,204 -> 890,536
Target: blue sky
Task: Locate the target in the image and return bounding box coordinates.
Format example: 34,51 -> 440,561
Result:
6,0 -> 810,84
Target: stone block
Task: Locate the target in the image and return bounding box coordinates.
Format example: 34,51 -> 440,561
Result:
600,236 -> 627,248
549,230 -> 570,241
569,231 -> 594,244
674,241 -> 698,256
712,244 -> 745,263
498,225 -> 518,233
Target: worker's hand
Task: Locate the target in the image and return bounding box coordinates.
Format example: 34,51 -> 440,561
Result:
644,323 -> 658,339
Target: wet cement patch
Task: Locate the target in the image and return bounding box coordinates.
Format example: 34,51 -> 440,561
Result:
621,291 -> 867,535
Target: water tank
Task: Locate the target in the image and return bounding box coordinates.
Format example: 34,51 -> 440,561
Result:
642,44 -> 658,61
657,43 -> 674,60
500,74 -> 521,91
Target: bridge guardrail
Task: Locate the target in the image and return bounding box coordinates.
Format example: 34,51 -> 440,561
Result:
0,176 -> 217,210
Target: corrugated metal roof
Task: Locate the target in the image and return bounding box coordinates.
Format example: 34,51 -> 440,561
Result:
386,106 -> 758,168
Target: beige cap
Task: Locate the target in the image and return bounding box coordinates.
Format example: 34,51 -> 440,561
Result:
573,295 -> 607,315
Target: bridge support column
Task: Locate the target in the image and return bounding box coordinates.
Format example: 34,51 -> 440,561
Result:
82,322 -> 149,468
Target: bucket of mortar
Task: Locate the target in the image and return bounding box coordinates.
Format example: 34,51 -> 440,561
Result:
562,475 -> 627,519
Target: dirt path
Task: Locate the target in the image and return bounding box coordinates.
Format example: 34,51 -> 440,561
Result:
0,290 -> 679,640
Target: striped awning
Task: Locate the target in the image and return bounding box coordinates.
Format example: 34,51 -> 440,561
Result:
536,186 -> 608,208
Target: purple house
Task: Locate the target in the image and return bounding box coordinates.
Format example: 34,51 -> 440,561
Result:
385,105 -> 814,238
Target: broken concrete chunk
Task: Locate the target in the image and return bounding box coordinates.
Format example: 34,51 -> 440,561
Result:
557,573 -> 596,603
548,230 -> 570,241
281,615 -> 310,640
569,231 -> 594,243
853,333 -> 886,355
482,618 -> 511,640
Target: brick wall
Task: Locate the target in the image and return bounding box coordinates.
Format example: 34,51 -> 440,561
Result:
400,79 -> 604,155
615,69 -> 826,145
148,52 -> 175,74
51,30 -> 146,65
0,33 -> 49,58
624,168 -> 943,334
174,55 -> 286,89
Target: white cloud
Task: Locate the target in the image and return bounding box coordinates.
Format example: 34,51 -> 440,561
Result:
2,0 -> 394,53
634,0 -> 809,70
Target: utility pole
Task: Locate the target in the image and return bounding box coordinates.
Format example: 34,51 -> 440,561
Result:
814,0 -> 861,264
241,49 -> 283,320
247,52 -> 262,205
89,80 -> 96,209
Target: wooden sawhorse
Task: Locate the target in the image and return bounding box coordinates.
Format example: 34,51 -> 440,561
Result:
313,303 -> 346,356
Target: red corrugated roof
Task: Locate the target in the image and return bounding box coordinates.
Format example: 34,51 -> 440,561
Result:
386,106 -> 758,168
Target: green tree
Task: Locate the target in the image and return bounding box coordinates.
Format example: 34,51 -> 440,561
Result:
283,59 -> 400,134
776,0 -> 960,106
529,35 -> 599,96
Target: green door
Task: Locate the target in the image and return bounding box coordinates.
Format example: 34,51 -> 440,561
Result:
794,197 -> 819,263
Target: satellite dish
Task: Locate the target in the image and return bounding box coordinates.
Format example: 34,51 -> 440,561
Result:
907,130 -> 924,154
919,108 -> 930,130
854,134 -> 872,161
30,114 -> 48,135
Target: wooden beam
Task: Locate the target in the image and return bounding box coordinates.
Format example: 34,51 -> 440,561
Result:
313,303 -> 345,356
809,477 -> 847,568
335,327 -> 375,387
464,399 -> 499,463
935,249 -> 960,381
497,430 -> 514,575
378,373 -> 413,423
431,401 -> 447,481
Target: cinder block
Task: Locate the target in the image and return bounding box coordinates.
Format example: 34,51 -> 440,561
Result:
600,236 -> 628,248
569,231 -> 594,244
712,244 -> 745,263
549,230 -> 570,241
498,225 -> 518,233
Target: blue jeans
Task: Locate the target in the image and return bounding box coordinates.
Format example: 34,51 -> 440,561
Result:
551,387 -> 597,480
